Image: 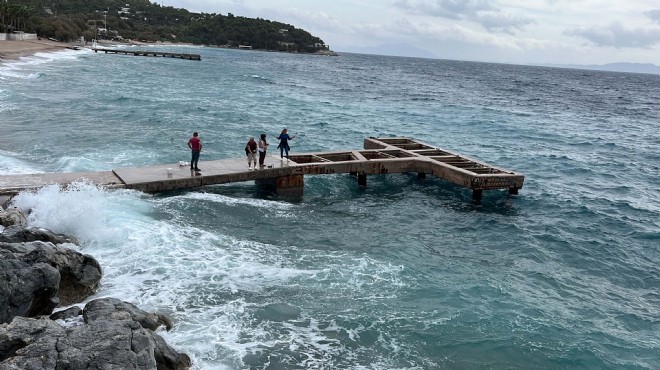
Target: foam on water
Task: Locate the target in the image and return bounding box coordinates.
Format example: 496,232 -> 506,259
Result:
8,182 -> 412,367
10,182 -> 138,246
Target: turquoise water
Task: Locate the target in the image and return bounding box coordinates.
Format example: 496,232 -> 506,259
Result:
1,46 -> 659,369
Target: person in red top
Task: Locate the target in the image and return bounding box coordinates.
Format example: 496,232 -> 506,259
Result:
245,136 -> 258,170
187,132 -> 202,171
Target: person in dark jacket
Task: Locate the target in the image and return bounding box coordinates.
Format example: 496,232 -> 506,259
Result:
245,137 -> 258,170
277,128 -> 295,161
258,133 -> 269,168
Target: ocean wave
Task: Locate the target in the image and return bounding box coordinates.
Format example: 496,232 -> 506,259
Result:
0,150 -> 45,175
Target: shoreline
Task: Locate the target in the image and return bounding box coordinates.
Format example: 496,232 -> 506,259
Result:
0,39 -> 74,62
0,39 -> 338,64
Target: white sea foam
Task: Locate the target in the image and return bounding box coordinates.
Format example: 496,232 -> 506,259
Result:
10,182 -> 142,246
162,192 -> 296,220
175,191 -> 293,210
6,179 -> 410,368
0,47 -> 90,80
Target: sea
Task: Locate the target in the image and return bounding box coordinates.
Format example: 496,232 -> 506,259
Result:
0,45 -> 658,370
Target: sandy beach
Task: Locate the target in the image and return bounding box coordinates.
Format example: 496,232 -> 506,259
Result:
0,39 -> 73,62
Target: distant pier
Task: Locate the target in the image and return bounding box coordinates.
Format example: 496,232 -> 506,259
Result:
93,48 -> 201,61
0,138 -> 524,201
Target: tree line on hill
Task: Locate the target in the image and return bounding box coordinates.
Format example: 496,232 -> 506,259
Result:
1,0 -> 327,52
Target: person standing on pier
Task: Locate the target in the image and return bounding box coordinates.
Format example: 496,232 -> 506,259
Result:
258,133 -> 269,168
188,132 -> 202,171
245,137 -> 258,170
277,128 -> 295,161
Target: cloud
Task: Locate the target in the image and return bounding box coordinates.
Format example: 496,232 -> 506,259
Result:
277,8 -> 355,34
392,0 -> 493,19
476,11 -> 534,34
565,22 -> 660,48
646,9 -> 660,23
391,0 -> 533,34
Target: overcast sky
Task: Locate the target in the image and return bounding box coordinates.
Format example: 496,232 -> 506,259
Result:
162,0 -> 660,65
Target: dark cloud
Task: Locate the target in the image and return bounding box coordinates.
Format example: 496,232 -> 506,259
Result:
565,22 -> 660,48
391,0 -> 532,34
645,9 -> 660,23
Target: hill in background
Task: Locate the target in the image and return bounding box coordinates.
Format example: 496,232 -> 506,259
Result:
5,0 -> 328,53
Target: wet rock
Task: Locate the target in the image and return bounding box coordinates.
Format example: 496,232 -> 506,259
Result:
0,208 -> 26,228
0,250 -> 60,324
0,196 -> 11,210
1,240 -> 102,312
0,299 -> 191,370
49,306 -> 82,321
0,225 -> 79,245
84,298 -> 173,331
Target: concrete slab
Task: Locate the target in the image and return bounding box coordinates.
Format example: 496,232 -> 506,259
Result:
113,156 -> 290,185
0,171 -> 122,195
0,138 -> 525,200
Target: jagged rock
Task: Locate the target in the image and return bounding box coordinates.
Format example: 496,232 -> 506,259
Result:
0,196 -> 11,210
0,299 -> 191,370
0,225 -> 79,245
84,298 -> 173,331
0,240 -> 101,306
0,208 -> 26,228
49,306 -> 82,321
0,251 -> 60,324
0,317 -> 63,369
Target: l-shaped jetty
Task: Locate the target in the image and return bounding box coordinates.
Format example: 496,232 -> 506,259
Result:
0,138 -> 524,200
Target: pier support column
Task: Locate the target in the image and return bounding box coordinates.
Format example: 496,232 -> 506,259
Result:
275,174 -> 304,196
508,187 -> 519,195
358,174 -> 367,186
255,174 -> 304,196
418,172 -> 426,180
472,189 -> 483,201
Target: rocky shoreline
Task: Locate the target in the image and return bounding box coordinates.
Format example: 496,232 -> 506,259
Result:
0,203 -> 191,369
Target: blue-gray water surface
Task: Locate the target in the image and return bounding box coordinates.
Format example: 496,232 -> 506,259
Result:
1,46 -> 658,369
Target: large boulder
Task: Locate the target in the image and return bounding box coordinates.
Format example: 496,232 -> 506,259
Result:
1,240 -> 101,306
0,298 -> 191,370
84,298 -> 173,331
0,208 -> 26,228
0,225 -> 79,245
0,249 -> 60,324
0,240 -> 102,324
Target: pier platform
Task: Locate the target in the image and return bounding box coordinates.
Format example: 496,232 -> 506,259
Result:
93,48 -> 201,61
0,138 -> 524,200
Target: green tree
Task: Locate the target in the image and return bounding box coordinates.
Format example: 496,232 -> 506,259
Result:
13,0 -> 327,51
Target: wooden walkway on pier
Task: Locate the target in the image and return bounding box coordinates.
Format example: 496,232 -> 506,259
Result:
0,138 -> 524,200
93,48 -> 201,61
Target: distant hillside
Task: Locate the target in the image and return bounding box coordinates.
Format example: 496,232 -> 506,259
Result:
340,43 -> 438,59
5,0 -> 327,52
541,62 -> 660,75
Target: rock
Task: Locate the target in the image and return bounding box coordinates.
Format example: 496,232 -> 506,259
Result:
1,240 -> 101,306
0,300 -> 191,370
49,306 -> 82,321
84,298 -> 173,331
0,208 -> 26,228
0,317 -> 64,369
0,250 -> 60,324
0,225 -> 79,245
0,240 -> 102,313
0,195 -> 12,210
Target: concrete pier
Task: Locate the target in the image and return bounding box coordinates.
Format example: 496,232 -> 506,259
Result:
93,48 -> 201,61
0,138 -> 524,200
